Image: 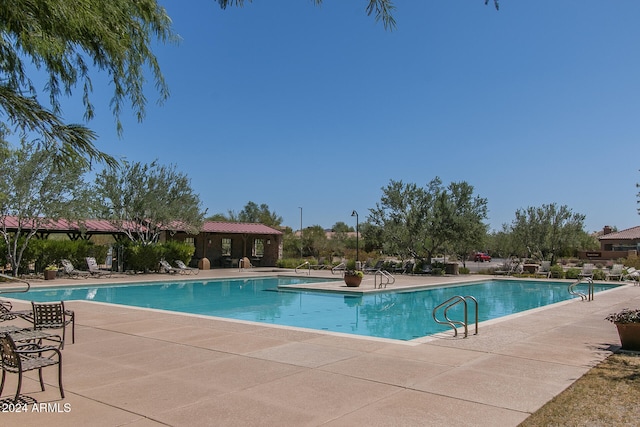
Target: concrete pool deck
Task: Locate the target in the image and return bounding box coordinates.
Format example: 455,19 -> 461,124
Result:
1,269 -> 638,426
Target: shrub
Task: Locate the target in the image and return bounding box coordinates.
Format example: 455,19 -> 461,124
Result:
459,266 -> 470,275
565,268 -> 581,280
550,264 -> 564,279
592,269 -> 606,281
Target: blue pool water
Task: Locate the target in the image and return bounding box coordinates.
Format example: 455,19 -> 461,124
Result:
3,277 -> 617,341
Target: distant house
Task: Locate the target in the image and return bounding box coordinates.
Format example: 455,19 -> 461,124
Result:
1,217 -> 283,268
579,225 -> 640,261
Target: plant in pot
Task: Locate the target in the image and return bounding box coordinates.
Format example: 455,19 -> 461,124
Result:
605,308 -> 640,351
44,264 -> 58,280
344,270 -> 364,287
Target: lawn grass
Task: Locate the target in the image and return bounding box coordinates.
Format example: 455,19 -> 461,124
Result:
519,352 -> 640,426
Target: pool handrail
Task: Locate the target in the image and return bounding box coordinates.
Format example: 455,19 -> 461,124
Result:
0,273 -> 31,294
433,295 -> 478,338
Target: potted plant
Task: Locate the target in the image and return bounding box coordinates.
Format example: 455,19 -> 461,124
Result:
344,270 -> 364,287
606,308 -> 640,351
44,264 -> 58,280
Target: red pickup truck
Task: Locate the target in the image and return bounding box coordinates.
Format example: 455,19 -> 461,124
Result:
474,252 -> 491,262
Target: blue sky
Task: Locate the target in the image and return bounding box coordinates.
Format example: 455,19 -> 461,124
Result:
55,1 -> 640,233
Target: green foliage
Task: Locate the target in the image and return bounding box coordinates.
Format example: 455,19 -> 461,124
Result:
0,0 -> 177,166
368,177 -> 488,262
459,266 -> 470,275
0,238 -> 108,274
161,240 -> 195,264
505,203 -> 588,264
550,264 -> 565,279
592,269 -> 606,281
118,240 -> 194,272
0,141 -> 92,275
94,160 -> 205,244
565,268 -> 581,280
606,308 -> 640,324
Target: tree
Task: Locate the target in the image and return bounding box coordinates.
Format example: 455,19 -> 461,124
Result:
94,160 -> 205,244
369,178 -> 488,263
301,225 -> 329,259
508,203 -> 588,264
237,202 -> 283,227
0,0 -> 177,166
0,140 -> 91,275
447,181 -> 489,267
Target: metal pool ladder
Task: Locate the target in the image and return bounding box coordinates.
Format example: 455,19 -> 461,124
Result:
568,277 -> 594,301
432,295 -> 478,338
374,270 -> 395,289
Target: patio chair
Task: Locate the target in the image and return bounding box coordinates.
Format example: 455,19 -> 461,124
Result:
31,301 -> 75,348
174,260 -> 199,275
363,260 -> 384,274
623,267 -> 639,284
537,261 -> 552,278
606,264 -> 624,281
0,300 -> 31,322
159,259 -> 180,274
61,259 -> 90,278
0,333 -> 64,403
85,257 -> 112,278
578,263 -> 595,279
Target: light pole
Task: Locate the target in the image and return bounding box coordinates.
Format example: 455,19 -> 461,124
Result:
298,207 -> 303,259
351,210 -> 359,267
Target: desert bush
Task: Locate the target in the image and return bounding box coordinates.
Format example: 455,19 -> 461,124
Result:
565,268 -> 581,280
592,269 -> 606,281
548,264 -> 565,279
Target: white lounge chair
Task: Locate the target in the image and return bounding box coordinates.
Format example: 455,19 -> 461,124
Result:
605,264 -> 624,281
537,261 -> 552,278
623,267 -> 639,284
159,260 -> 180,274
578,263 -> 594,279
175,260 -> 199,275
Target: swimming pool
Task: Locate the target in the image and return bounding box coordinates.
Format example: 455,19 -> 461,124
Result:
3,277 -> 618,341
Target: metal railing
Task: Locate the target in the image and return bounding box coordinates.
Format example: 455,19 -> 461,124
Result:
0,273 -> 31,294
331,262 -> 346,275
568,277 -> 594,301
432,295 -> 478,338
374,270 -> 395,289
295,261 -> 311,275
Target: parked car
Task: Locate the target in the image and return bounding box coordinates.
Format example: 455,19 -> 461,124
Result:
474,252 -> 491,262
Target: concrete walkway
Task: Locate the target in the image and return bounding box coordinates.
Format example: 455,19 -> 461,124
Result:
1,270 -> 638,426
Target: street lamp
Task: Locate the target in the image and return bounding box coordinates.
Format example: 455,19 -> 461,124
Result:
298,207 -> 303,259
351,210 -> 359,266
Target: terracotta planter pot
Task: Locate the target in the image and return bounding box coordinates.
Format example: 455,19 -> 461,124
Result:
44,270 -> 57,280
615,323 -> 640,351
344,274 -> 362,287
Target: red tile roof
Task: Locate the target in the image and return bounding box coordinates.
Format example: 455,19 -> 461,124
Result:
599,226 -> 640,241
1,217 -> 281,235
201,221 -> 282,235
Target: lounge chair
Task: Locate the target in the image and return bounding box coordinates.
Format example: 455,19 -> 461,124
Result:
86,257 -> 112,278
0,333 -> 64,402
606,264 -> 624,281
536,261 -> 552,278
61,259 -> 90,278
364,260 -> 384,274
175,260 -> 199,275
495,259 -> 520,276
623,267 -> 639,284
578,263 -> 595,279
159,260 -> 180,274
0,300 -> 31,322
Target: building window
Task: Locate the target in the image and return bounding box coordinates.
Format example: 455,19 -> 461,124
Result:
253,239 -> 264,257
185,237 -> 195,247
222,238 -> 232,256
